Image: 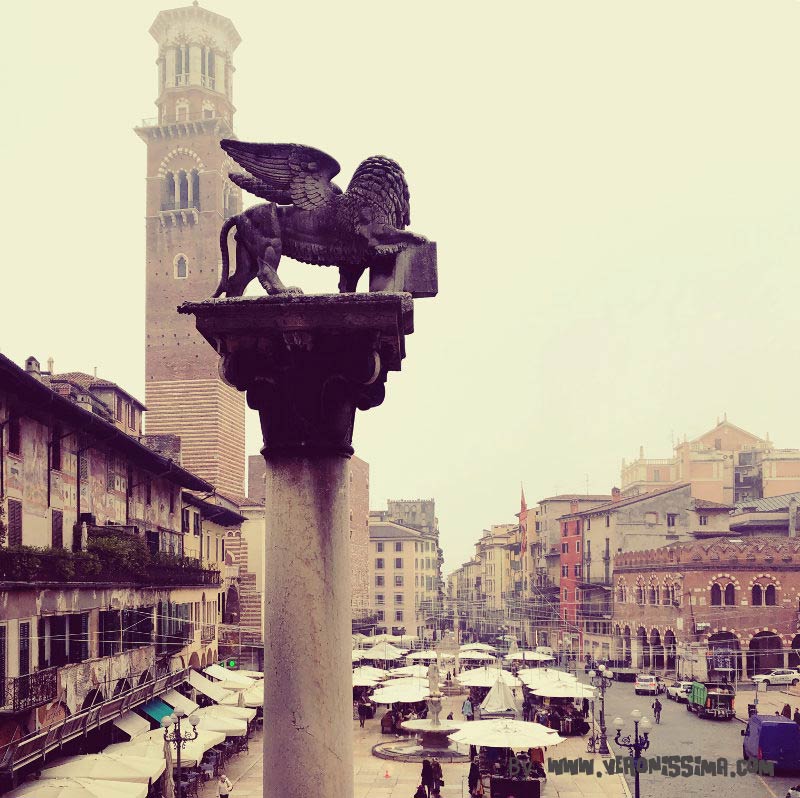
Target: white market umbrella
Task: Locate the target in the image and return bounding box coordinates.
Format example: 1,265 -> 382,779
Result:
458,650 -> 497,662
480,678 -> 518,714
460,643 -> 497,653
7,780 -> 147,798
389,665 -> 432,678
533,683 -> 597,699
351,651 -> 365,662
449,719 -> 565,749
40,755 -> 165,784
352,666 -> 389,681
370,683 -> 430,704
406,650 -> 439,661
516,668 -> 577,688
458,668 -> 521,689
505,651 -> 555,663
353,672 -> 382,688
235,670 -> 264,680
194,713 -> 247,737
363,641 -> 406,660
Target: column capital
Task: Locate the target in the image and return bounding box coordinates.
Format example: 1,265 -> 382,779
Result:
179,292 -> 413,458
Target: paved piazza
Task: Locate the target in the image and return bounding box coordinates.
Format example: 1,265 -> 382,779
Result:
200,691 -> 631,798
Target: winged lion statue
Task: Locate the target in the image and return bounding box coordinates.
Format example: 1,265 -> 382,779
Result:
214,140 -> 432,298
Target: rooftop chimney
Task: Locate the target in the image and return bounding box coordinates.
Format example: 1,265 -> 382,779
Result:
47,357 -> 54,374
789,496 -> 798,538
611,487 -> 621,502
25,356 -> 41,381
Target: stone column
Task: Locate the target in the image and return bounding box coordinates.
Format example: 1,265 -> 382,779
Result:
180,293 -> 414,798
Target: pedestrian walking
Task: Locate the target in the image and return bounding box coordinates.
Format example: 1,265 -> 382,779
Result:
357,697 -> 369,728
468,757 -> 480,796
581,697 -> 590,719
462,697 -> 474,721
421,759 -> 434,798
431,757 -> 443,794
794,708 -> 800,726
783,703 -> 792,719
651,698 -> 662,724
217,774 -> 232,798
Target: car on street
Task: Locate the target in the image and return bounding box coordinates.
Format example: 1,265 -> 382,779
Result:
666,680 -> 693,702
634,674 -> 663,695
752,669 -> 799,687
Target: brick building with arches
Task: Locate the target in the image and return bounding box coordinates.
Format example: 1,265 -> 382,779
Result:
613,536 -> 800,682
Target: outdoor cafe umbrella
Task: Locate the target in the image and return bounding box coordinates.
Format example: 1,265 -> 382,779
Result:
457,650 -> 496,662
203,665 -> 256,690
405,650 -> 439,661
370,682 -> 429,704
505,651 -> 555,663
194,713 -> 247,737
458,667 -> 521,689
480,677 -> 518,714
448,719 -> 565,749
532,683 -> 597,699
6,779 -> 147,798
363,641 -> 406,660
352,666 -> 389,681
353,671 -> 382,688
40,755 -> 165,785
516,668 -> 577,687
351,651 -> 365,662
389,664 -> 432,678
460,643 -> 497,653
211,704 -> 257,722
220,683 -> 263,707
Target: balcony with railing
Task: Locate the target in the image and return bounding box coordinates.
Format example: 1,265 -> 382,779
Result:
0,538 -> 220,588
0,669 -> 58,714
156,621 -> 195,654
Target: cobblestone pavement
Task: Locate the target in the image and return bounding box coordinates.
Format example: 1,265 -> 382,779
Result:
199,691 -> 630,798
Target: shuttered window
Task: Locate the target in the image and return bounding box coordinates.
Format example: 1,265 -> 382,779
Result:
19,622 -> 30,676
51,510 -> 63,549
7,500 -> 22,547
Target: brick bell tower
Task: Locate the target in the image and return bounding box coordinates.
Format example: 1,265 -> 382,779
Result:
136,3 -> 245,497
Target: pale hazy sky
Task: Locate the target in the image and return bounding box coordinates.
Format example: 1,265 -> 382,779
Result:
2,1 -> 800,573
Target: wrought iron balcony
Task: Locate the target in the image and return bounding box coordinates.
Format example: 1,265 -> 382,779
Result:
0,668 -> 58,714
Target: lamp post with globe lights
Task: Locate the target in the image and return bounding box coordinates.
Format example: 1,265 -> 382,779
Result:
587,664 -> 614,754
161,708 -> 199,798
613,709 -> 652,798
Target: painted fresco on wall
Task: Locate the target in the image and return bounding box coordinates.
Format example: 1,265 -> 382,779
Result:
23,422 -> 48,514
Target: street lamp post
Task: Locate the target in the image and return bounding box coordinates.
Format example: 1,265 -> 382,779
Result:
162,709 -> 199,798
587,664 -> 614,755
613,709 -> 652,798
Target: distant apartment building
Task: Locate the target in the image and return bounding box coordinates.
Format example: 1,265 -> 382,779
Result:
0,353 -> 230,777
368,503 -> 442,640
621,419 -> 800,504
559,483 -> 731,662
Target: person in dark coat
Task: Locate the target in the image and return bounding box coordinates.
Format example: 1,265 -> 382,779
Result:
782,703 -> 792,719
414,785 -> 427,798
581,697 -> 590,719
794,707 -> 800,726
421,759 -> 434,798
468,757 -> 480,796
430,758 -> 443,794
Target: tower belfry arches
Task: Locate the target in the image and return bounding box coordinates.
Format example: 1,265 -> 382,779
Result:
136,4 -> 244,496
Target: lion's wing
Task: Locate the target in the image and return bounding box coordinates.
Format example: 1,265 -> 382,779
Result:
221,141 -> 342,210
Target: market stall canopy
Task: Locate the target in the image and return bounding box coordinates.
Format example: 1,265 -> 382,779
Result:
370,634 -> 418,645
188,670 -> 233,704
459,668 -> 521,689
203,664 -> 256,689
7,779 -> 147,798
448,719 -> 565,749
362,641 -> 406,660
235,670 -> 264,680
480,678 -> 518,714
516,668 -> 577,688
460,643 -> 497,653
161,689 -> 199,716
353,672 -> 382,688
104,729 -> 225,768
532,683 -> 597,699
219,683 -> 263,708
388,665 -> 431,678
457,650 -> 497,661
504,651 -> 555,662
111,712 -> 149,740
193,710 -> 248,737
352,666 -> 389,681
40,755 -> 165,784
211,704 -> 257,722
138,697 -> 174,724
370,682 -> 429,704
351,651 -> 365,662
405,650 -> 438,661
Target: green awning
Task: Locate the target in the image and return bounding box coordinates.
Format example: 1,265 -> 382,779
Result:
139,697 -> 174,724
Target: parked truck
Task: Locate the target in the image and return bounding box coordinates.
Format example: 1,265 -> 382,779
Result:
686,681 -> 736,720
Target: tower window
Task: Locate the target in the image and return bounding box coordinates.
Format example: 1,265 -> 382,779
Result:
178,171 -> 189,208
174,255 -> 188,279
191,170 -> 200,210
164,173 -> 175,211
